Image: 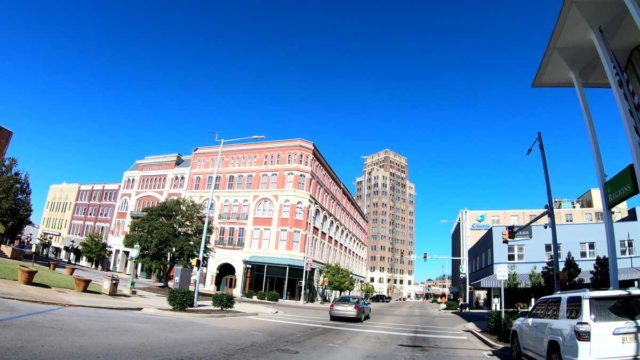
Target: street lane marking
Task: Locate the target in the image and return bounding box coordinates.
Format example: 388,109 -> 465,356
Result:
273,313 -> 457,330
0,306 -> 64,322
247,317 -> 468,340
262,315 -> 464,334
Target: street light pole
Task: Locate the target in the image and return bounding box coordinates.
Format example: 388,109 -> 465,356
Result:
527,132 -> 561,292
193,134 -> 265,307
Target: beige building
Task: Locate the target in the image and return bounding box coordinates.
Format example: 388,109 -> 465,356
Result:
356,149 -> 416,299
451,188 -> 628,296
38,183 -> 80,258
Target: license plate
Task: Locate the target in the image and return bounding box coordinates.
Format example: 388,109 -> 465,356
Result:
622,334 -> 637,344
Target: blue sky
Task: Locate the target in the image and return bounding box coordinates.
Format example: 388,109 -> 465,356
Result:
1,1 -> 636,281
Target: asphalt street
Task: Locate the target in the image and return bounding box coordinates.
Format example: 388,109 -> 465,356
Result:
0,299 -> 508,359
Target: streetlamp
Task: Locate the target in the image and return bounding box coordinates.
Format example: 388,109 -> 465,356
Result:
128,244 -> 141,295
193,133 -> 265,307
526,132 -> 561,292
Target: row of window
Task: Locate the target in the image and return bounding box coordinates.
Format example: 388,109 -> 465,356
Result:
47,201 -> 71,214
194,151 -> 312,170
73,206 -> 114,219
69,222 -> 109,241
77,190 -> 118,203
490,212 -> 606,225
500,240 -> 635,264
368,277 -> 413,285
43,217 -> 66,231
192,173 -> 308,192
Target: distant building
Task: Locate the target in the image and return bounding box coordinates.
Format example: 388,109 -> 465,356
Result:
38,183 -> 80,258
0,126 -> 12,159
451,188 -> 628,299
356,149 -> 416,299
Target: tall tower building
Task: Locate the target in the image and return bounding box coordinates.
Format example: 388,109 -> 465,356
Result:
356,150 -> 415,299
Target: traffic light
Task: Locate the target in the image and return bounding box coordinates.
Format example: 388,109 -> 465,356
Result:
507,225 -> 516,240
423,252 -> 429,261
191,258 -> 201,269
502,230 -> 509,244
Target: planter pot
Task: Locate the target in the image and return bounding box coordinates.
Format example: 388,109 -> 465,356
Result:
73,276 -> 92,293
64,266 -> 76,276
17,265 -> 38,285
49,261 -> 57,271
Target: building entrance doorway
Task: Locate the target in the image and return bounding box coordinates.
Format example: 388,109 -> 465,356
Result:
215,263 -> 236,293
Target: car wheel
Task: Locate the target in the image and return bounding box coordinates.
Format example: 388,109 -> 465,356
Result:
330,316 -> 336,321
510,334 -> 522,360
547,345 -> 562,360
360,312 -> 365,322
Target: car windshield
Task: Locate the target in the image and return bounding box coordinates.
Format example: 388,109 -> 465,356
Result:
590,296 -> 640,322
335,297 -> 359,304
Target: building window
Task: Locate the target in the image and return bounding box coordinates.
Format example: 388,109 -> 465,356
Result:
227,227 -> 235,246
279,229 -> 287,249
246,175 -> 253,189
509,215 -> 519,225
227,175 -> 235,190
232,200 -> 239,216
218,227 -> 225,244
241,200 -> 249,218
293,231 -> 301,252
262,229 -> 271,249
621,239 -> 635,257
298,175 -> 306,191
260,174 -> 268,189
214,175 -> 221,190
237,228 -> 245,247
585,213 -> 593,222
118,199 -> 129,212
295,202 -> 304,219
237,175 -> 244,190
206,176 -> 213,190
270,173 -> 278,189
194,176 -> 201,190
580,242 -> 596,259
255,199 -> 274,217
595,212 -> 604,221
251,229 -> 260,249
565,213 -> 573,223
491,216 -> 499,225
285,173 -> 294,189
544,243 -> 562,261
281,200 -> 290,218
222,200 -> 230,215
507,245 -> 525,262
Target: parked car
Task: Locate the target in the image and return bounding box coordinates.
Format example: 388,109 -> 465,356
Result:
329,295 -> 371,322
510,289 -> 640,360
370,294 -> 390,303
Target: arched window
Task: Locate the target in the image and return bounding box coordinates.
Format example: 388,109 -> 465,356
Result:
201,200 -> 215,215
227,175 -> 235,190
260,174 -> 268,189
237,175 -> 244,190
179,176 -> 184,188
270,173 -> 277,189
246,175 -> 253,189
321,215 -> 328,232
223,200 -> 230,214
295,202 -> 304,219
287,153 -> 292,164
206,176 -> 213,190
313,209 -> 320,227
328,221 -> 334,236
241,200 -> 249,216
255,199 -> 274,217
281,200 -> 290,218
285,173 -> 294,189
232,200 -> 239,214
298,174 -> 306,190
293,153 -> 298,164
194,176 -> 201,190
214,175 -> 221,190
119,198 -> 129,212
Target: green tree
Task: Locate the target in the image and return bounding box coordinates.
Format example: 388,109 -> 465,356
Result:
319,263 -> 355,295
541,256 -> 555,290
562,252 -> 584,289
506,270 -> 520,288
362,283 -> 375,299
529,265 -> 544,288
590,255 -> 610,289
0,157 -> 32,242
124,198 -> 209,286
80,233 -> 108,269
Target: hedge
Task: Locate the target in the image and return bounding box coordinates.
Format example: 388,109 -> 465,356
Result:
212,293 -> 235,310
256,291 -> 267,300
244,290 -> 255,298
266,291 -> 280,302
167,288 -> 194,311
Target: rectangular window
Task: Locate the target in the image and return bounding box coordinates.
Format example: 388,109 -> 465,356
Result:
298,175 -> 306,191
596,212 -> 604,221
293,231 -> 301,252
214,175 -> 221,190
544,243 -> 562,261
566,296 -> 582,320
260,174 -> 268,189
206,176 -> 213,190
580,242 -> 596,259
620,239 -> 635,257
246,175 -> 253,189
237,228 -> 245,248
585,213 -> 593,222
565,213 -> 573,223
227,175 -> 235,190
529,214 -> 537,221
491,216 -> 499,225
252,229 -> 260,249
227,227 -> 235,246
285,173 -> 294,189
270,174 -> 277,189
279,229 -> 287,250
218,227 -> 225,245
509,215 -> 519,225
262,229 -> 271,249
194,176 -> 201,190
507,245 -> 525,262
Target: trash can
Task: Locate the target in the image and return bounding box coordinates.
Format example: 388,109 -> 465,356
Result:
102,273 -> 119,295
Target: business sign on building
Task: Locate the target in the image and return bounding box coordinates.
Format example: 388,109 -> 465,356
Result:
605,164 -> 639,209
496,264 -> 508,281
0,126 -> 13,159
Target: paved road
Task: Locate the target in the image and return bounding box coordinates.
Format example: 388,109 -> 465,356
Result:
0,299 -> 508,359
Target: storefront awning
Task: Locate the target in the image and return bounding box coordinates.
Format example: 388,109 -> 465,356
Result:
245,256 -> 321,269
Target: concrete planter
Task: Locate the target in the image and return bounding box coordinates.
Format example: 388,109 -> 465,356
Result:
17,265 -> 38,285
64,266 -> 76,276
73,275 -> 91,292
2,245 -> 24,260
49,261 -> 57,271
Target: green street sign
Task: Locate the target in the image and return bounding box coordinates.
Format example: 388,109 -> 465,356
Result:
605,164 -> 639,209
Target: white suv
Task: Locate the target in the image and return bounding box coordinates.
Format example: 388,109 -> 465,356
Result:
510,289 -> 640,360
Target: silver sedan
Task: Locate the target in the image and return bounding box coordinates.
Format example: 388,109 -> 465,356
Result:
329,295 -> 371,322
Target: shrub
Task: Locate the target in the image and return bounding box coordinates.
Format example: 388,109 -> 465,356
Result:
487,311 -> 501,335
167,288 -> 194,311
256,291 -> 267,300
212,293 -> 235,310
244,290 -> 255,298
445,301 -> 458,310
267,291 -> 280,302
431,297 -> 439,304
487,310 -> 519,341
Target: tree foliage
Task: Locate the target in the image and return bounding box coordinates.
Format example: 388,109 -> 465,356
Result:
590,255 -> 610,289
541,256 -> 555,290
124,198 -> 209,286
529,265 -> 544,288
320,263 -> 355,295
506,270 -> 520,288
80,233 -> 108,269
362,283 -> 375,299
0,157 -> 32,241
562,251 -> 584,288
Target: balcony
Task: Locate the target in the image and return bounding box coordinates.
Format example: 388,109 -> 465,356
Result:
239,213 -> 249,220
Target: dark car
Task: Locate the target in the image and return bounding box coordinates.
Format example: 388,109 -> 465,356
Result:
369,294 -> 390,303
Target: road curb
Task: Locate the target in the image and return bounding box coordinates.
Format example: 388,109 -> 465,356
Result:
0,295 -> 143,311
140,307 -> 259,318
464,328 -> 506,350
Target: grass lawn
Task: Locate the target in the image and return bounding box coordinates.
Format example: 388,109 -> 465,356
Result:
0,258 -> 102,293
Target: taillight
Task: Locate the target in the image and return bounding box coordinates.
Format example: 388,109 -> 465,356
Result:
330,304 -> 335,310
353,304 -> 360,311
574,322 -> 591,342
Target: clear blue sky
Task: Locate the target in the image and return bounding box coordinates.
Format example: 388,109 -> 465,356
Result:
1,1 -> 635,281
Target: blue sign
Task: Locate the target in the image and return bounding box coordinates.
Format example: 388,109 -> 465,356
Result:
471,223 -> 491,231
